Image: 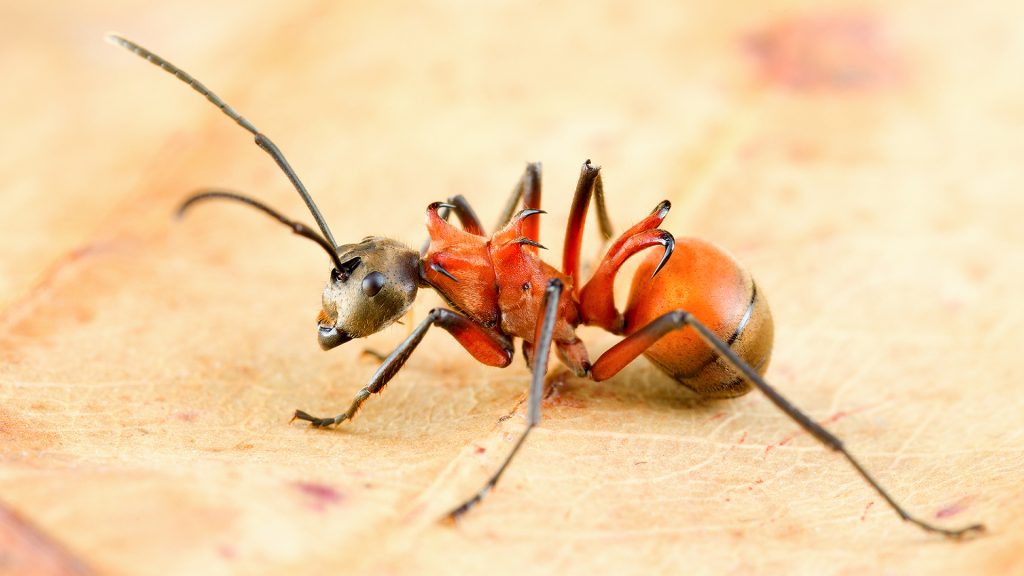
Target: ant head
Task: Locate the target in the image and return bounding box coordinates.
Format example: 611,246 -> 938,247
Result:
317,237 -> 421,350
112,36 -> 425,352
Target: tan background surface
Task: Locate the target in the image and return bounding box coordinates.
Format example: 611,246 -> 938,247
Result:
1,1 -> 1022,574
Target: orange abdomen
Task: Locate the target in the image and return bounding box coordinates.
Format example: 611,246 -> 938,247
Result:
623,238 -> 773,398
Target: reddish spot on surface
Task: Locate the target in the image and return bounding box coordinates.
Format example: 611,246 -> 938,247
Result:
473,445 -> 486,455
541,371 -> 587,409
737,431 -> 748,445
777,432 -> 799,448
174,410 -> 198,422
966,263 -> 990,282
822,410 -> 848,425
218,545 -> 237,560
935,497 -> 972,519
765,406 -> 872,455
706,411 -> 727,423
786,142 -> 822,163
292,481 -> 344,512
861,501 -> 875,521
744,12 -> 899,91
542,380 -> 586,409
943,298 -> 965,312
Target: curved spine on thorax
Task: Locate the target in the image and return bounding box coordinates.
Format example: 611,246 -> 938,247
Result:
420,204 -> 579,343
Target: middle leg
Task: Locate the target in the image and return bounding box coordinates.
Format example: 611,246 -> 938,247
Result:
447,278 -> 564,520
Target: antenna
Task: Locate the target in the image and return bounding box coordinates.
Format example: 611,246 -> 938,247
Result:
178,191 -> 345,272
107,34 -> 338,248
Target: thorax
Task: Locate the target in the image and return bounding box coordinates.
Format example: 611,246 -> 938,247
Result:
420,211 -> 579,344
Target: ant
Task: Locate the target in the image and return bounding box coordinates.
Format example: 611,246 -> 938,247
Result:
109,34 -> 983,538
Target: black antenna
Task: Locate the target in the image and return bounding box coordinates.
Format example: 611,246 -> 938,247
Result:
178,191 -> 345,272
107,34 -> 338,248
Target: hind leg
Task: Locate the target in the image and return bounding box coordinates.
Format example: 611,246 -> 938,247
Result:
588,309 -> 982,538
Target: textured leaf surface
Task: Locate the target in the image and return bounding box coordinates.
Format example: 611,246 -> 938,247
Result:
1,2 -> 1022,575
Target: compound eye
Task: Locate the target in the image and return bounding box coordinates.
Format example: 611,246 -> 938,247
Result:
361,271 -> 386,297
330,256 -> 362,283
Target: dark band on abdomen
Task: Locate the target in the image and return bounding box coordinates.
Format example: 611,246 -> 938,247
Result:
726,282 -> 757,346
671,281 -> 759,381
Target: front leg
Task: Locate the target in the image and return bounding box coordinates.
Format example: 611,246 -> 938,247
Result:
418,162 -> 540,256
562,160 -> 614,294
494,162 -> 543,246
293,308 -> 513,427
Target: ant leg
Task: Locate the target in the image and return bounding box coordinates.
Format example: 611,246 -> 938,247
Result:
578,201 -> 673,332
589,310 -> 985,539
428,161 -> 544,244
360,349 -> 388,362
444,195 -> 485,235
421,163 -> 542,255
361,309 -> 418,365
447,279 -> 563,520
419,195 -> 486,255
431,195 -> 485,235
562,160 -> 614,295
292,309 -> 513,427
494,162 -> 543,237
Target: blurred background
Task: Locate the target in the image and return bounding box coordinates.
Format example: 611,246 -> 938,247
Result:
1,1 -> 1022,575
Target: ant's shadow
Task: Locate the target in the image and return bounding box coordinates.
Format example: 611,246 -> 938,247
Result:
549,359 -> 732,422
